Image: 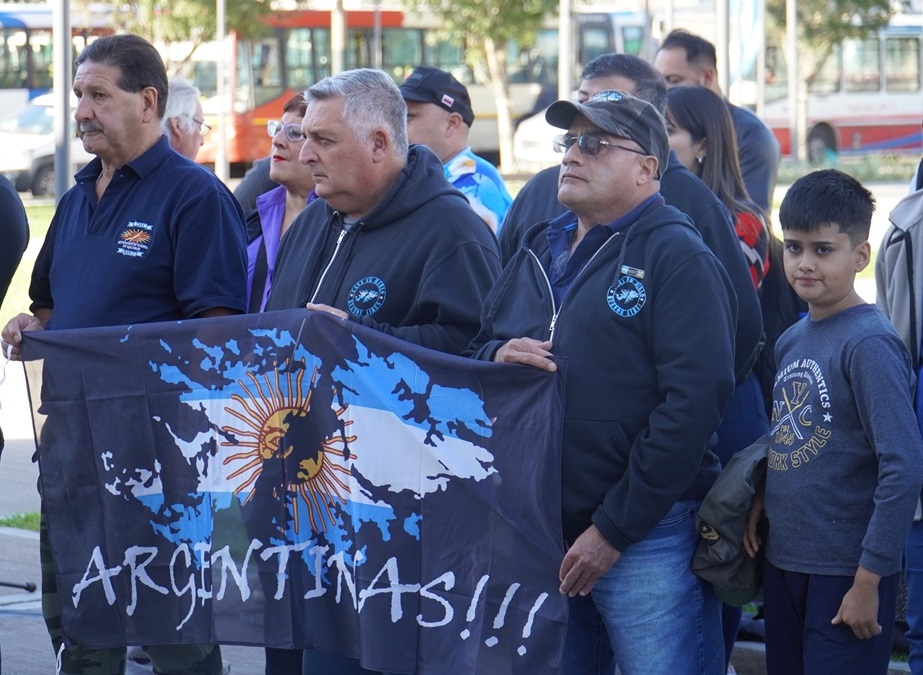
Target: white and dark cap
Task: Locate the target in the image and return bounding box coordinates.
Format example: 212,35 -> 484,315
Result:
399,66 -> 475,127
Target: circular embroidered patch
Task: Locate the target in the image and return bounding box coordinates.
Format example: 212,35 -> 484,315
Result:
606,276 -> 646,317
347,276 -> 387,317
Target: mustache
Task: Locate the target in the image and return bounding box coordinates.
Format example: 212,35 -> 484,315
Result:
79,122 -> 103,133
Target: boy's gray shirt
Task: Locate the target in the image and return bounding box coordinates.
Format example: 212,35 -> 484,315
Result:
766,303 -> 923,577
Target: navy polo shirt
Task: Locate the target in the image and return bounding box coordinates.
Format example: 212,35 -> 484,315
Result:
30,136 -> 247,330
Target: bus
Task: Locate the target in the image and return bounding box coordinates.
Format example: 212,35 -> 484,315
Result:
0,3 -> 112,118
179,7 -> 654,167
760,14 -> 923,160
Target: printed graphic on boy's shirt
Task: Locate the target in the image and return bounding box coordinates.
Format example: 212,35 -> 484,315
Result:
769,357 -> 833,471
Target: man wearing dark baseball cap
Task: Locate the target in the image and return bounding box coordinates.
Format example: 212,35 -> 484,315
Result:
399,65 -> 511,233
468,86 -> 736,675
544,89 -> 670,177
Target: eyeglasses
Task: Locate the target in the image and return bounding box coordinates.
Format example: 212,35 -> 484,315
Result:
185,115 -> 211,137
267,120 -> 306,142
552,134 -> 648,158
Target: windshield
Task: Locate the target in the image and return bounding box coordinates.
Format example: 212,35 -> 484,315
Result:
0,103 -> 53,134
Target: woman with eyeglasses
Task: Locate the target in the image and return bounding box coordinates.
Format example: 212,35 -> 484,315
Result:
246,93 -> 316,313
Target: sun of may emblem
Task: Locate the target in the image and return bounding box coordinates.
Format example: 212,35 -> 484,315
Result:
220,362 -> 356,534
120,228 -> 152,244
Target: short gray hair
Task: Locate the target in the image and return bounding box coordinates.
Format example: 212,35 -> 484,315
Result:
305,68 -> 408,157
161,78 -> 201,133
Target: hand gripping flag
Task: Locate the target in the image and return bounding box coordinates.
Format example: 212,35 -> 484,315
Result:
21,309 -> 567,674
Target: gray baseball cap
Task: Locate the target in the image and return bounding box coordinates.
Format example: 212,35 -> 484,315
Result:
546,90 -> 669,175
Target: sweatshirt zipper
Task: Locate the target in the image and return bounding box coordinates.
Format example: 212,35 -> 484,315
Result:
537,231 -> 622,342
309,222 -> 350,304
527,249 -> 558,341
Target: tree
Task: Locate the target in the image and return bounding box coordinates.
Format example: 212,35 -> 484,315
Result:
765,0 -> 892,161
102,0 -> 272,72
410,0 -> 557,172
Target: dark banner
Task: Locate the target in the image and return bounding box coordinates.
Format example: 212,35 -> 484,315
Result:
21,310 -> 567,674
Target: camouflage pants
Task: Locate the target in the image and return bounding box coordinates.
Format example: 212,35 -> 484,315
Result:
40,512 -> 224,675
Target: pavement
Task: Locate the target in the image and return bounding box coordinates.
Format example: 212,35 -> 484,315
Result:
0,181 -> 911,674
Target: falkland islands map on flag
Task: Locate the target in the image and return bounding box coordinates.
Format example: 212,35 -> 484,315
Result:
21,310 -> 567,673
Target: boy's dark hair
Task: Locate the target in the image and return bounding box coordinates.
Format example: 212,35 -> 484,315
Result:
659,30 -> 717,72
581,53 -> 668,114
76,34 -> 168,120
779,169 -> 875,245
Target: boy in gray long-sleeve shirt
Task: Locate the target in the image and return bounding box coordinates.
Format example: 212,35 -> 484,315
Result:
745,169 -> 923,675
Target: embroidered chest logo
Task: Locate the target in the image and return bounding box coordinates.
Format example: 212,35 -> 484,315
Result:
606,276 -> 646,317
347,276 -> 387,317
768,358 -> 833,472
116,221 -> 154,258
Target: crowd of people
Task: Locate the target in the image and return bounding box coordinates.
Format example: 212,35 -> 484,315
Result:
0,25 -> 922,675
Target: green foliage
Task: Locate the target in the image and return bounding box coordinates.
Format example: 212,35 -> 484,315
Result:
0,512 -> 41,532
108,0 -> 272,48
410,0 -> 555,65
767,0 -> 891,45
766,0 -> 893,79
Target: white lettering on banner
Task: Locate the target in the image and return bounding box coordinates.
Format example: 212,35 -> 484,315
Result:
69,540 -> 548,649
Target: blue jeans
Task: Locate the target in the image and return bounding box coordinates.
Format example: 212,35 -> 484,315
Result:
906,519 -> 923,675
562,500 -> 724,675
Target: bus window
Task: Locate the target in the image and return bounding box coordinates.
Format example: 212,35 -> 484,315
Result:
29,28 -> 52,88
0,28 -> 28,88
764,44 -> 787,104
581,23 -> 614,67
380,28 -> 423,80
424,36 -> 465,78
809,45 -> 840,95
286,28 -> 328,90
509,28 -> 558,85
345,28 -> 369,72
843,37 -> 880,93
250,36 -> 284,107
192,61 -> 217,98
885,36 -> 920,92
620,26 -> 645,56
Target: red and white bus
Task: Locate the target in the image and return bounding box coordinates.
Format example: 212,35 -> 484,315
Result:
761,14 -> 923,160
177,7 -> 654,167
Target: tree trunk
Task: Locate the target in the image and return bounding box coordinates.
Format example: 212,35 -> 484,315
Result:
483,36 -> 515,173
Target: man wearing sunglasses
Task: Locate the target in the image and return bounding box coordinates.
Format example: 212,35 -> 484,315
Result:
468,90 -> 735,674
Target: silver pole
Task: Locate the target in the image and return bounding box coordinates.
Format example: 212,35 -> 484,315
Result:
215,0 -> 229,183
557,0 -> 573,100
53,0 -> 71,203
332,0 -> 345,75
786,0 -> 799,160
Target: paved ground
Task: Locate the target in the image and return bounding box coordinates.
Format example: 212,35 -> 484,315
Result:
0,180 -> 911,673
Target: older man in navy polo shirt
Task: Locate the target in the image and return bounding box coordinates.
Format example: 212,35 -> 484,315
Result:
1,34 -> 246,675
